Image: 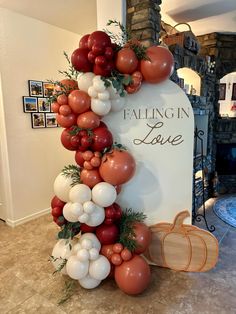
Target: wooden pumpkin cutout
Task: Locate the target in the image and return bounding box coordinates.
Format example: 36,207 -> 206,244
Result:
145,210 -> 219,272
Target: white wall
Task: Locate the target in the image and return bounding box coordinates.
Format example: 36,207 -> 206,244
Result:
177,68 -> 201,96
0,8 -> 80,224
219,72 -> 236,117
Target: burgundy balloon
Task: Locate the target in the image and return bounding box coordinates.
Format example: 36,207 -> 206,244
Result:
71,48 -> 92,72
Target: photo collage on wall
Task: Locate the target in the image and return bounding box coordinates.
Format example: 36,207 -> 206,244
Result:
23,80 -> 59,129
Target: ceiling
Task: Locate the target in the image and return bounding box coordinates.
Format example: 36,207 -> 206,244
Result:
0,0 -> 235,36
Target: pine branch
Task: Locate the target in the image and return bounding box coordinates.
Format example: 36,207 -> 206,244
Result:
58,279 -> 77,305
119,208 -> 146,252
61,165 -> 81,187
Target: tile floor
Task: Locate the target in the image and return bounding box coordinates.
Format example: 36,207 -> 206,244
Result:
0,198 -> 236,314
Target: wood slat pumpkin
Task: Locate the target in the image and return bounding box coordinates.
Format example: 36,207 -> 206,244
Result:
145,210 -> 219,272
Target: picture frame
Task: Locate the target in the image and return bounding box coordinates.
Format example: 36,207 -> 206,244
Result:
219,83 -> 226,100
43,82 -> 54,97
28,80 -> 43,97
45,113 -> 57,128
23,96 -> 38,113
31,113 -> 46,128
38,97 -> 50,112
231,83 -> 236,101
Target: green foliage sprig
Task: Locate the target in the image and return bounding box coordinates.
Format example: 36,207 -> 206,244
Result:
57,221 -> 81,240
105,19 -> 131,47
69,125 -> 94,138
58,279 -> 77,305
102,142 -> 127,155
49,255 -> 68,274
58,51 -> 79,80
61,165 -> 81,187
119,208 -> 146,252
101,71 -> 132,97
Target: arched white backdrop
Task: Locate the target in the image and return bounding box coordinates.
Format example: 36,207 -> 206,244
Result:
104,80 -> 194,225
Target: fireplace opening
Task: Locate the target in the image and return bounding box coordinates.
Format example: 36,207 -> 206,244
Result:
216,144 -> 236,175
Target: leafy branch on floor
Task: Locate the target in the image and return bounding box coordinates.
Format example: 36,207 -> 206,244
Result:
58,279 -> 77,305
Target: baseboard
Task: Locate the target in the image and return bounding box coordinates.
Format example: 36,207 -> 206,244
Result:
6,207 -> 51,227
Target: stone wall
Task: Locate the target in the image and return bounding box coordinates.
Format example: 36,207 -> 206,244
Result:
126,0 -> 162,46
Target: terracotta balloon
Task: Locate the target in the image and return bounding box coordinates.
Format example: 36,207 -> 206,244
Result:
59,105 -> 72,116
140,46 -> 174,83
57,94 -> 68,105
51,102 -> 60,113
133,222 -> 152,254
114,255 -> 151,295
56,113 -> 77,128
100,244 -> 114,262
99,149 -> 136,185
75,150 -> 84,167
77,111 -> 100,129
80,169 -> 102,188
115,48 -> 138,74
54,79 -> 78,92
68,90 -> 91,114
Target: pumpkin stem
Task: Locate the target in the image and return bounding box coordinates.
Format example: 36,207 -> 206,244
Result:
171,210 -> 190,231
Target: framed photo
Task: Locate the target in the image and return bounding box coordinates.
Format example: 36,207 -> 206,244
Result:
219,83 -> 226,100
45,113 -> 57,128
43,82 -> 54,97
23,96 -> 38,112
231,83 -> 236,100
38,97 -> 50,112
28,80 -> 43,97
31,113 -> 45,128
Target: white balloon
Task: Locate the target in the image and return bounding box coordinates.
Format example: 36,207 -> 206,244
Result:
77,72 -> 95,92
79,274 -> 101,289
107,85 -> 120,99
89,255 -> 111,280
89,248 -> 99,261
53,173 -> 73,202
111,97 -> 126,112
77,248 -> 90,262
70,202 -> 83,217
88,86 -> 98,98
98,90 -> 110,101
92,182 -> 117,207
78,213 -> 89,223
51,239 -> 74,275
79,233 -> 101,251
63,202 -> 78,222
66,255 -> 89,280
91,98 -> 111,116
71,243 -> 82,255
81,239 -> 93,250
69,184 -> 91,204
93,78 -> 106,92
93,75 -> 102,82
86,205 -> 105,227
83,201 -> 96,214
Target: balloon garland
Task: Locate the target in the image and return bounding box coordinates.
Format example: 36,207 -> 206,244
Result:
49,21 -> 174,296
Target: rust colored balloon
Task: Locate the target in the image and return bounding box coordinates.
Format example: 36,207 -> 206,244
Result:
80,169 -> 102,188
99,149 -> 136,185
100,244 -> 114,262
51,102 -> 60,113
57,94 -> 68,106
56,113 -> 77,128
140,46 -> 174,83
115,48 -> 138,74
68,90 -> 91,114
77,111 -> 100,129
54,79 -> 78,92
59,105 -> 72,116
114,255 -> 151,295
133,222 -> 152,254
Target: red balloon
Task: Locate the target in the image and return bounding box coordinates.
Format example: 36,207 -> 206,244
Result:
133,222 -> 152,254
51,196 -> 65,209
114,255 -> 151,295
71,48 -> 92,72
68,90 -> 91,114
88,31 -> 111,50
79,34 -> 90,49
96,224 -> 119,245
115,48 -> 138,74
99,149 -> 136,185
91,126 -> 113,152
51,102 -> 60,113
57,94 -> 68,105
80,223 -> 96,233
56,113 -> 77,128
77,111 -> 100,129
51,207 -> 63,217
140,46 -> 174,83
61,128 -> 79,151
80,169 -> 102,188
59,105 -> 72,116
55,79 -> 78,92
93,61 -> 114,77
75,150 -> 84,166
